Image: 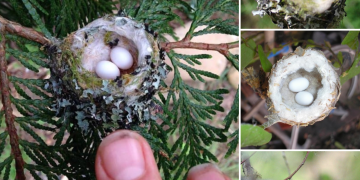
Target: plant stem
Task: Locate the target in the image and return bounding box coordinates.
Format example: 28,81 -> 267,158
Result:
290,125 -> 299,149
284,152 -> 310,180
0,23 -> 26,180
282,151 -> 291,176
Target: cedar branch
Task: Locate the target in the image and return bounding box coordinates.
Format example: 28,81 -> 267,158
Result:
0,15 -> 239,56
160,40 -> 238,56
0,15 -> 50,45
0,24 -> 26,180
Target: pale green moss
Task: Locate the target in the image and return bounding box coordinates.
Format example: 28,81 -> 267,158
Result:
103,31 -> 113,44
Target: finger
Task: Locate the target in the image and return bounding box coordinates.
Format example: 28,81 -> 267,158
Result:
95,130 -> 161,180
186,163 -> 231,180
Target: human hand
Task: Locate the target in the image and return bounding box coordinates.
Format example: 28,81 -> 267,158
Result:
95,130 -> 231,180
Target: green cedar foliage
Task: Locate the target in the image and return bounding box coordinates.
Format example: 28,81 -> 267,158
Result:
0,0 -> 239,179
3,0 -> 116,38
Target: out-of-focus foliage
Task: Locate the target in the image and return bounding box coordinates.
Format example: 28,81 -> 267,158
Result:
240,0 -> 277,29
339,0 -> 360,28
241,151 -> 360,180
340,31 -> 360,84
241,124 -> 272,147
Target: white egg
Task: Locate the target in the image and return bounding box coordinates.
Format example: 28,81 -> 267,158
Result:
110,47 -> 133,69
147,47 -> 152,52
295,91 -> 314,106
289,77 -> 310,92
95,61 -> 120,80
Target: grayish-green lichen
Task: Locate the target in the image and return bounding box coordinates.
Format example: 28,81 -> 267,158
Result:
252,0 -> 346,29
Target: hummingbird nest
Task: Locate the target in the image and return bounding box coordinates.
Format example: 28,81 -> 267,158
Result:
47,15 -> 168,132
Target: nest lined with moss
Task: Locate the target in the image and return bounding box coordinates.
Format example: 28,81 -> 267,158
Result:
253,0 -> 346,29
48,15 -> 167,131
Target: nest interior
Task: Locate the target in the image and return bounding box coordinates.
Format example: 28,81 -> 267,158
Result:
81,32 -> 140,74
280,68 -> 323,109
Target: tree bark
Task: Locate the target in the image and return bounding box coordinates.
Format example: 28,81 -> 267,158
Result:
0,23 -> 26,180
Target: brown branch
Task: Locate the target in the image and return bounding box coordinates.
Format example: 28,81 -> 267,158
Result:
160,39 -> 239,57
0,15 -> 239,57
241,151 -> 256,164
0,24 -> 26,180
284,151 -> 310,180
182,34 -> 191,42
0,15 -> 50,45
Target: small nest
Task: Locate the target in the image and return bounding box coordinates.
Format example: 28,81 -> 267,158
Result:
48,15 -> 168,131
265,47 -> 341,127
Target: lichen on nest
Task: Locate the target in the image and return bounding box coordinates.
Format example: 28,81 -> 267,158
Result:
252,0 -> 347,29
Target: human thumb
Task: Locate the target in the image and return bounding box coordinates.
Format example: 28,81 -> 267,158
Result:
95,130 -> 161,180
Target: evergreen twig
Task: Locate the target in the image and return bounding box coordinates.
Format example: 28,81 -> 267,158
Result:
0,24 -> 26,180
0,15 -> 50,45
160,37 -> 239,56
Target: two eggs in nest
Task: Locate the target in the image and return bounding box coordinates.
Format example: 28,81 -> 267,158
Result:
95,47 -> 133,80
288,77 -> 314,106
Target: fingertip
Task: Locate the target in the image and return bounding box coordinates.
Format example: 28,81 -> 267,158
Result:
135,131 -> 162,180
95,130 -> 161,180
95,155 -> 112,180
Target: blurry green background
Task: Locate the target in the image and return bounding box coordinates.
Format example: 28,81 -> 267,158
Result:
241,151 -> 360,180
241,0 -> 360,29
